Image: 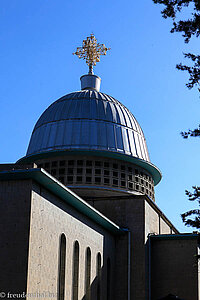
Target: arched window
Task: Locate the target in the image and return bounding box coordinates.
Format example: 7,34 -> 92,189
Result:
106,258 -> 111,300
85,247 -> 91,300
58,234 -> 66,300
96,253 -> 101,300
72,241 -> 79,300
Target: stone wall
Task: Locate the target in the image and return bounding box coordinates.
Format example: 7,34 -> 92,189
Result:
0,176 -> 116,300
0,179 -> 32,296
150,235 -> 199,300
87,195 -> 178,300
27,181 -> 116,300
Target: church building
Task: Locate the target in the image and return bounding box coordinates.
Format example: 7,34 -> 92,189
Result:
0,35 -> 199,300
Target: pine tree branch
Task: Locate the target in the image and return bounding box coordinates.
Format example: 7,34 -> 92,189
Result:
181,125 -> 200,138
153,0 -> 200,91
181,187 -> 200,228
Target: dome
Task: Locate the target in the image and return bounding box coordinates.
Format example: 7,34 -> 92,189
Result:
26,90 -> 150,162
18,74 -> 161,195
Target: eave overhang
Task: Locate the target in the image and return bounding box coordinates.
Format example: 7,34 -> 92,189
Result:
17,149 -> 162,185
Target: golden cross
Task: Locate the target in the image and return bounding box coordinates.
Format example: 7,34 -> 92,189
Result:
73,34 -> 111,74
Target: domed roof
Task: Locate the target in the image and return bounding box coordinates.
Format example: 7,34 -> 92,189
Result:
26,89 -> 150,162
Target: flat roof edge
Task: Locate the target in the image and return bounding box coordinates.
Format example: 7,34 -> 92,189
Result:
144,195 -> 179,234
149,233 -> 199,240
83,194 -> 179,234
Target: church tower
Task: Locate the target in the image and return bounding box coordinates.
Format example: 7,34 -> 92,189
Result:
15,35 -> 172,300
0,35 -> 198,300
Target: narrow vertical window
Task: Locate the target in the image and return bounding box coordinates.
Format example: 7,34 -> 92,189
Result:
58,234 -> 66,300
96,253 -> 101,300
85,247 -> 91,300
72,241 -> 79,300
106,258 -> 111,300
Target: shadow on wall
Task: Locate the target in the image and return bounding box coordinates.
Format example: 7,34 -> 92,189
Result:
157,294 -> 185,300
79,250 -> 111,300
57,234 -> 112,300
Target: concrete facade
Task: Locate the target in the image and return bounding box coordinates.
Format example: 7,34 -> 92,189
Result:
0,166 -> 199,300
27,182 -> 116,300
0,179 -> 32,296
0,170 -> 118,300
86,195 -> 178,300
150,235 -> 199,300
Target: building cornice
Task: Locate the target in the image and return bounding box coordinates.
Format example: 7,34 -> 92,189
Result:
17,149 -> 162,185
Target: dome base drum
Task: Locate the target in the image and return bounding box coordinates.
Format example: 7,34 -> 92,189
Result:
28,154 -> 155,201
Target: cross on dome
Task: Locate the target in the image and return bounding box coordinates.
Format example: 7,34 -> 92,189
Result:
73,33 -> 111,74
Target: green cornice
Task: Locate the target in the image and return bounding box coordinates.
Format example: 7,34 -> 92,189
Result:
149,233 -> 199,241
0,168 -> 123,235
17,149 -> 162,185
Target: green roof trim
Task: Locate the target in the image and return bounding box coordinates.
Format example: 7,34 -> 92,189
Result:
0,168 -> 123,235
17,149 -> 162,185
149,233 -> 199,241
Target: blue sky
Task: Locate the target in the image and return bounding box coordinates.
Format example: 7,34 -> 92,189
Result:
0,0 -> 199,232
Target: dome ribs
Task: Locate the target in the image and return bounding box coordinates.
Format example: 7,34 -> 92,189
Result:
26,91 -> 150,163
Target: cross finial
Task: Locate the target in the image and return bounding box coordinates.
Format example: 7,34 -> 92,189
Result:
73,34 -> 111,74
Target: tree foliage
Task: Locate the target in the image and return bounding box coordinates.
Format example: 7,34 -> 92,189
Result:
177,53 -> 200,91
153,0 -> 200,229
153,0 -> 200,90
181,124 -> 200,138
181,186 -> 200,228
